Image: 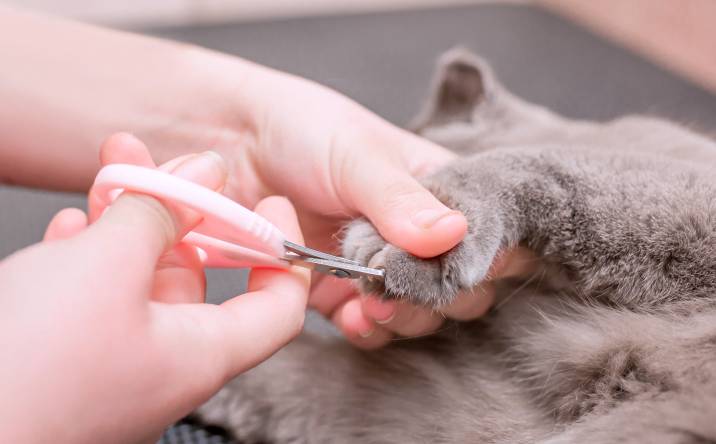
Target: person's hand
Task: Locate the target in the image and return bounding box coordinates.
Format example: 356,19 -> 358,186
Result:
199,62 -> 536,347
0,134 -> 310,444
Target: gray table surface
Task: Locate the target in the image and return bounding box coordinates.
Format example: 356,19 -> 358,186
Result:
2,3 -> 716,306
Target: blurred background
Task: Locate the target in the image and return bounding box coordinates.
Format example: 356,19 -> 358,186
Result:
5,0 -> 716,93
5,0 -> 506,25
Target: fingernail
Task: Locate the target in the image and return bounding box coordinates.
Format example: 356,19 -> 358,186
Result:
359,327 -> 375,338
364,296 -> 396,324
375,312 -> 395,325
171,151 -> 227,188
412,208 -> 461,229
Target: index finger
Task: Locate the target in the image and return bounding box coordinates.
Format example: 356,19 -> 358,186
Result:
150,196 -> 310,392
216,196 -> 310,374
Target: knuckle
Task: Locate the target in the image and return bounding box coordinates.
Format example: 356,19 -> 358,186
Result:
379,180 -> 425,212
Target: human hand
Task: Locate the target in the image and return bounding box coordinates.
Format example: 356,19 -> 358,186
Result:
0,134 -> 310,444
201,61 -> 535,347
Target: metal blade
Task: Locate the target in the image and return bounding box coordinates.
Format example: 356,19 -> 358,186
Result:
283,240 -> 362,265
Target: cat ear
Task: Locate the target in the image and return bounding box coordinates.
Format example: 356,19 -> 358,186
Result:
411,48 -> 497,132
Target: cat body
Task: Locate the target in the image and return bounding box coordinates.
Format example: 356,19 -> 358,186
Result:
197,49 -> 716,443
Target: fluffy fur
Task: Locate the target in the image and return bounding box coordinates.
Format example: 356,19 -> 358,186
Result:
196,49 -> 716,443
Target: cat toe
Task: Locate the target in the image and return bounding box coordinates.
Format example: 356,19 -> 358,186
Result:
380,248 -> 450,306
341,218 -> 388,265
342,218 -> 473,307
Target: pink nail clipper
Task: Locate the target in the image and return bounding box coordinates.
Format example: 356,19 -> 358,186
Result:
92,164 -> 384,280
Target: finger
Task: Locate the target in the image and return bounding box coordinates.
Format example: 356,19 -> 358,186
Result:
360,295 -> 397,324
395,130 -> 458,177
310,278 -> 396,349
157,154 -> 198,174
440,282 -> 495,321
99,132 -> 157,168
90,134 -> 217,222
89,133 -> 157,222
90,134 -> 220,304
377,301 -> 444,337
332,297 -> 393,349
487,246 -> 540,280
332,296 -> 375,338
220,196 -> 311,373
152,242 -> 206,304
439,248 -> 536,321
342,133 -> 467,258
308,274 -> 356,317
147,196 -> 311,398
161,151 -> 228,231
245,196 -> 308,292
43,208 -> 88,242
83,150 -> 227,283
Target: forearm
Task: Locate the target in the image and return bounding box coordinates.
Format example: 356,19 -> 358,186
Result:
0,5 -> 259,190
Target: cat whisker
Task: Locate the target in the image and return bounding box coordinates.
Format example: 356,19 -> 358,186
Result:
493,269 -> 545,311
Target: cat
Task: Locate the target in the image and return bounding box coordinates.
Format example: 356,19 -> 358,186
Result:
195,48 -> 716,443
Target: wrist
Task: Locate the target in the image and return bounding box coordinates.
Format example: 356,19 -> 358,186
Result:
0,6 -> 262,190
128,44 -> 251,165
172,48 -> 286,205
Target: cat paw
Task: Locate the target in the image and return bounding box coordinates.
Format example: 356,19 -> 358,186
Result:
342,217 -> 498,308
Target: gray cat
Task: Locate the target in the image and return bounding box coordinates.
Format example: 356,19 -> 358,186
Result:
196,49 -> 716,443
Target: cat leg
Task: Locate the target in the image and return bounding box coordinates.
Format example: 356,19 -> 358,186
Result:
343,147 -> 716,309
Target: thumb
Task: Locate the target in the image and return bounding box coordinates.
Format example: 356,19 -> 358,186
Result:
83,151 -> 227,277
346,134 -> 467,258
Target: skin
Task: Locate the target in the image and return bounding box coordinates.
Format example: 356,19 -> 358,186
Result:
0,135 -> 311,443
